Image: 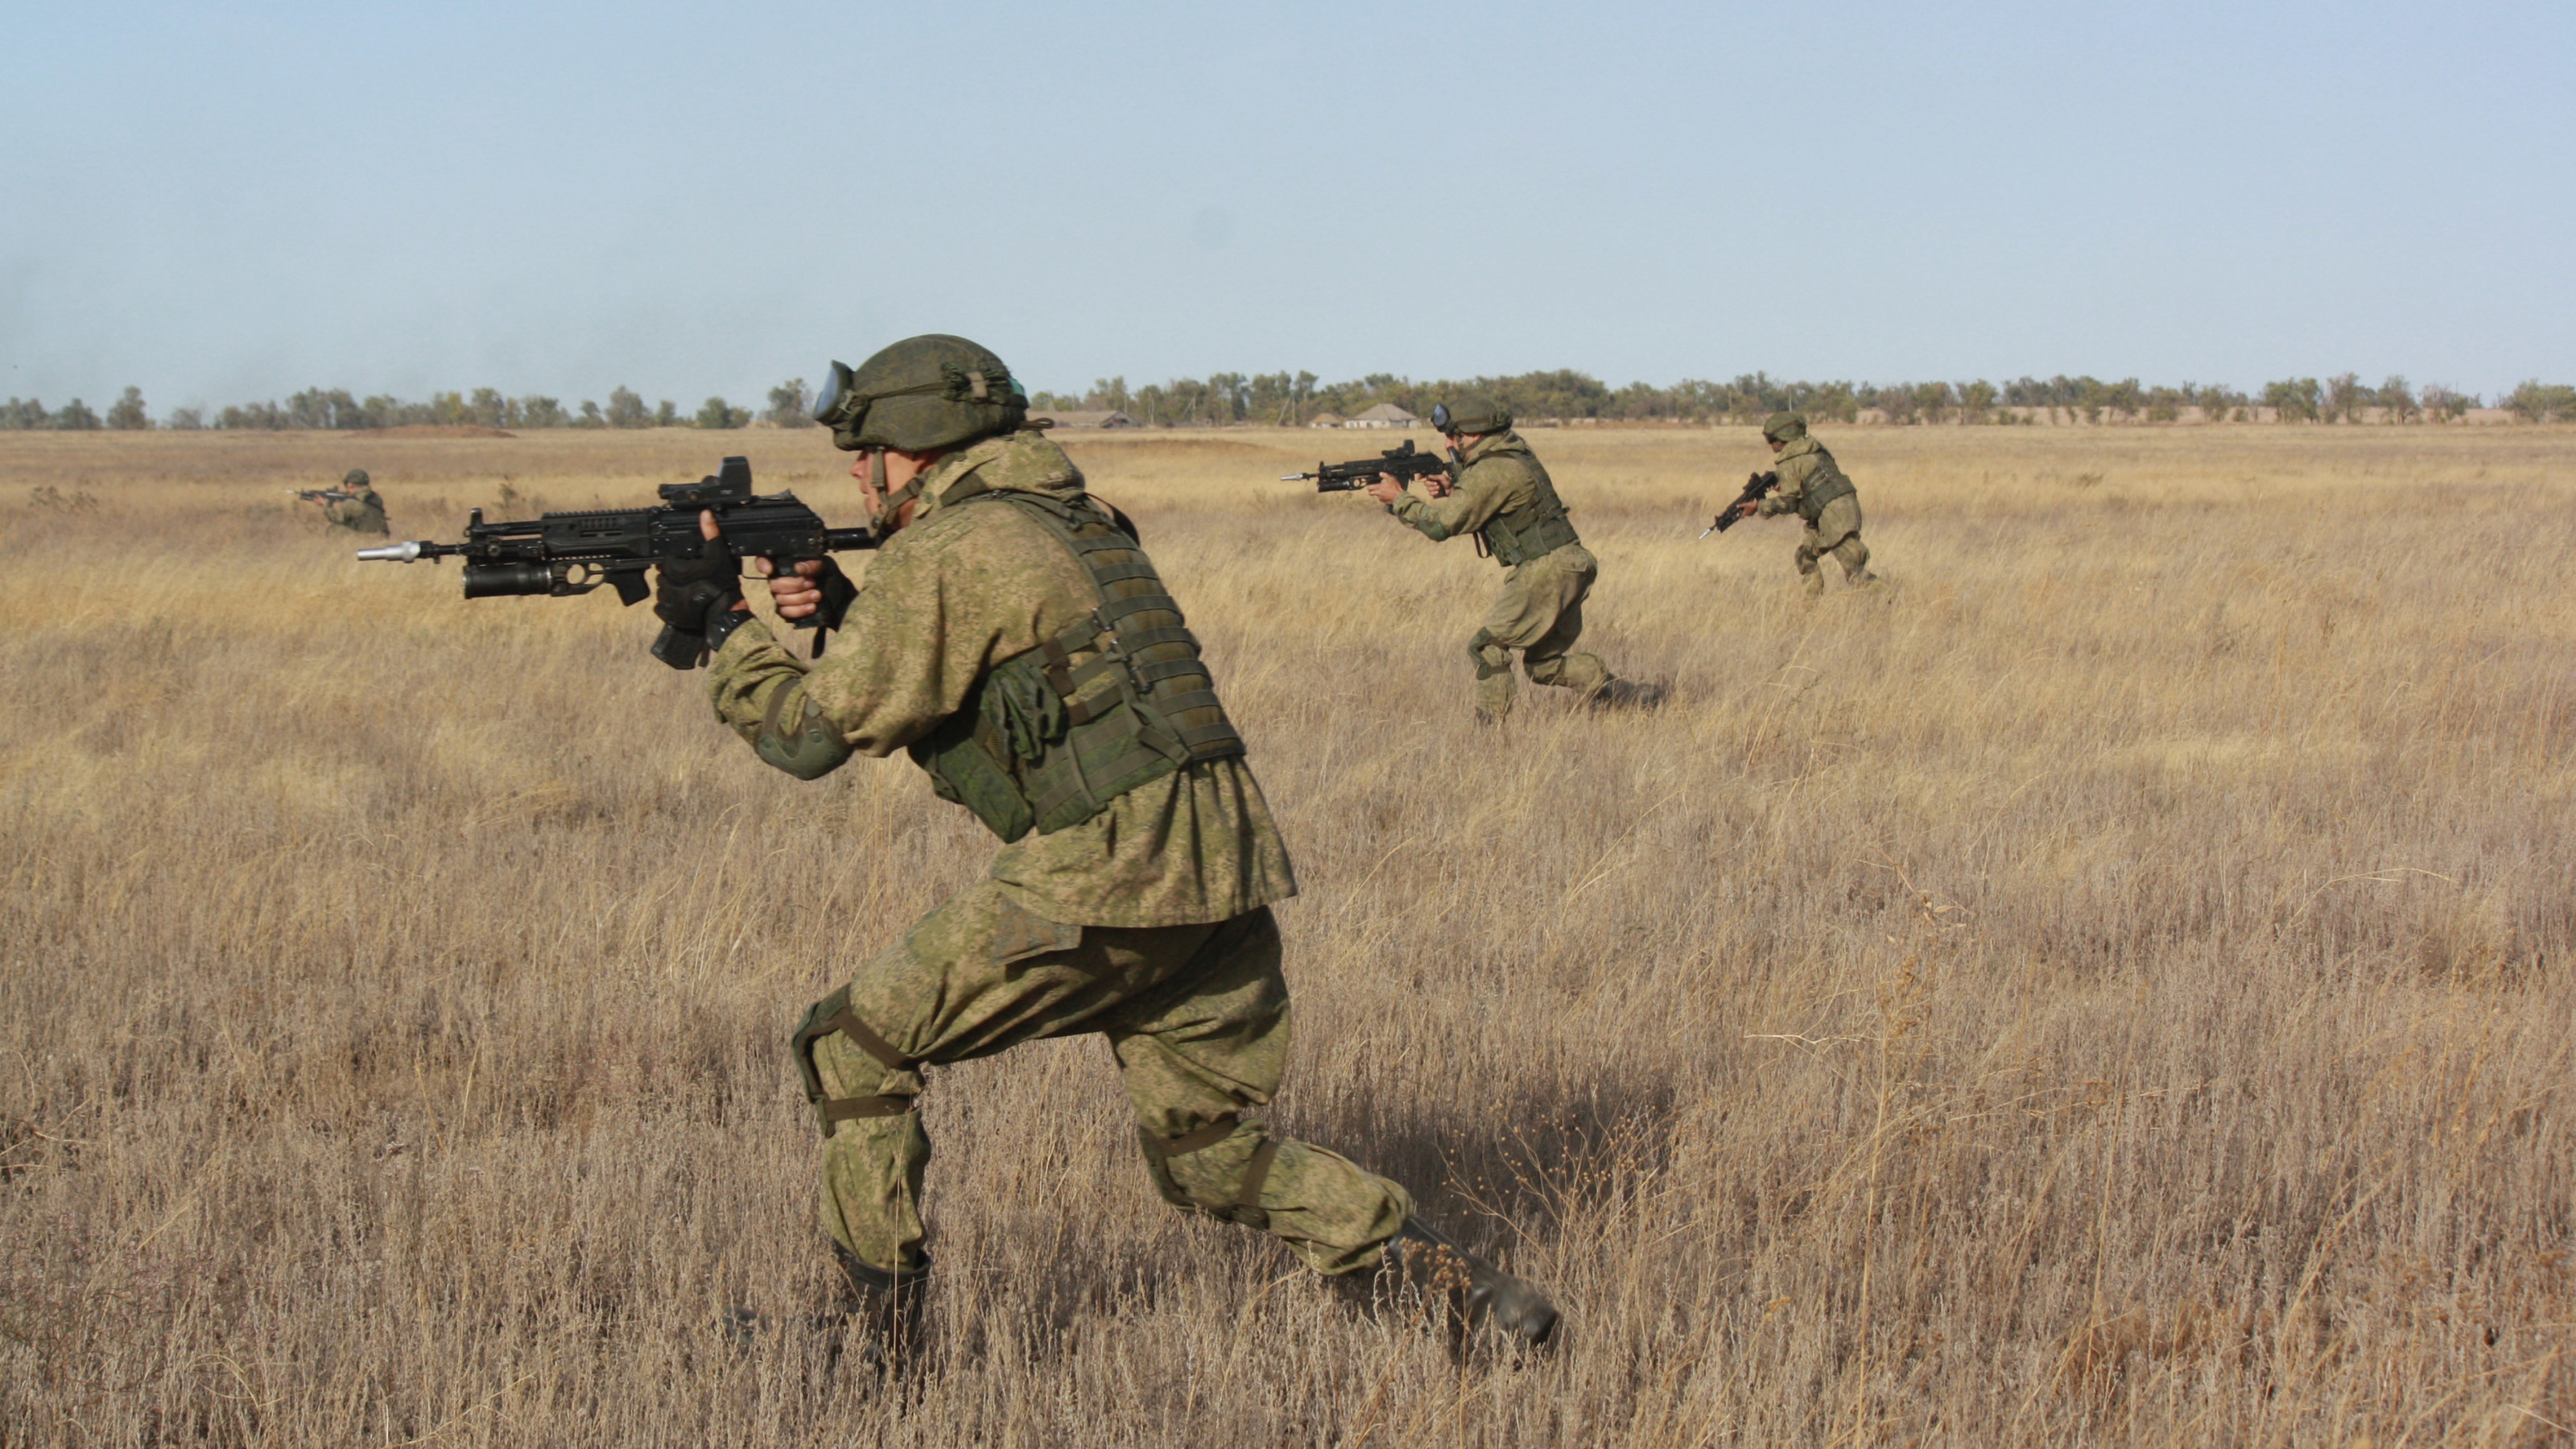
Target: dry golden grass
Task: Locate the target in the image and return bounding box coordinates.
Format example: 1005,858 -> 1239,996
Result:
2,422 -> 2570,1445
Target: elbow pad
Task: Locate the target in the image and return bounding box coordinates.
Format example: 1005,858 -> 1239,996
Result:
753,683 -> 853,781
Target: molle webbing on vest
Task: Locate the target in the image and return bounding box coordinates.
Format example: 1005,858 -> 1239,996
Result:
1798,471 -> 1856,522
1476,461 -> 1582,566
907,487 -> 1246,842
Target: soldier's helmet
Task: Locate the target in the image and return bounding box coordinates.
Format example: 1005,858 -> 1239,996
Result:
343,469 -> 371,486
811,334 -> 1028,452
1430,394 -> 1511,436
1761,412 -> 1808,443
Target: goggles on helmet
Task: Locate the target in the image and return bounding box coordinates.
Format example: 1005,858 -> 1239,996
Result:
810,358 -> 1026,440
812,360 -> 864,431
1430,402 -> 1455,432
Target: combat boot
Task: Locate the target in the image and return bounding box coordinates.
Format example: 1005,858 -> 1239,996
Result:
826,1241 -> 928,1377
1352,1219 -> 1558,1352
1590,676 -> 1669,711
718,1242 -> 927,1377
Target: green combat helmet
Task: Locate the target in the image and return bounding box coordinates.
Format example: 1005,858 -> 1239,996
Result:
1761,412 -> 1808,444
811,334 -> 1028,452
1430,394 -> 1511,436
343,469 -> 370,487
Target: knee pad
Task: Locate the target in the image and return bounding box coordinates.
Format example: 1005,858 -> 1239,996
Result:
792,987 -> 919,1137
1466,629 -> 1512,680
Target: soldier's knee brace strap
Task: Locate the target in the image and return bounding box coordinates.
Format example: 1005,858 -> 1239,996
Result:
792,986 -> 919,1137
1140,1114 -> 1283,1214
1466,629 -> 1512,680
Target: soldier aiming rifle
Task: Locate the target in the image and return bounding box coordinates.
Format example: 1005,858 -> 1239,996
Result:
490,335 -> 1557,1367
293,469 -> 388,535
1347,396 -> 1666,723
1718,414 -> 1879,596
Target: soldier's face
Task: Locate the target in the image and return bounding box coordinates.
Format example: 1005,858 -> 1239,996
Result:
852,448 -> 932,530
1767,436 -> 1785,453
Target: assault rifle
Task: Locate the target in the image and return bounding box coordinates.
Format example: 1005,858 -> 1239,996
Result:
1281,438 -> 1455,493
1699,471 -> 1779,539
357,456 -> 877,668
287,488 -> 359,505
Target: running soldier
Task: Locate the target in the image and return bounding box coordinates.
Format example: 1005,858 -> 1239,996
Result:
1363,395 -> 1664,722
654,335 -> 1557,1362
1732,413 -> 1876,595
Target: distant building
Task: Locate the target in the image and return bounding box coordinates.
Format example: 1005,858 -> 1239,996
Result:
1346,402 -> 1418,429
1046,410 -> 1140,429
1307,411 -> 1346,428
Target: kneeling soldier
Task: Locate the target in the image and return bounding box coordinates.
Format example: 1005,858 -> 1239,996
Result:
1364,395 -> 1663,722
655,335 -> 1557,1363
1736,412 -> 1876,596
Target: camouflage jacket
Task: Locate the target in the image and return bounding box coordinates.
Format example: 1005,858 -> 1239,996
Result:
324,489 -> 389,534
1757,437 -> 1855,520
705,430 -> 1298,928
1387,430 -> 1577,564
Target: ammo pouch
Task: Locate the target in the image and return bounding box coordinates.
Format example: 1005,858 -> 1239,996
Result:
1471,451 -> 1581,566
907,487 -> 1245,842
1479,502 -> 1580,566
1798,473 -> 1856,524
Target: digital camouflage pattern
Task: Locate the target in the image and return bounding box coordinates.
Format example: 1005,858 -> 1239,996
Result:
1389,429 -> 1612,718
1757,434 -> 1873,594
815,333 -> 1027,454
805,881 -> 1411,1276
708,431 -> 1294,928
704,427 -> 1411,1276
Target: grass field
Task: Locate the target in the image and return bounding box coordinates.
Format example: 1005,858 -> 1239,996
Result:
2,422 -> 2570,1445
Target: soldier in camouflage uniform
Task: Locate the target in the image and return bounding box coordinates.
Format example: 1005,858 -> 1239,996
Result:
1734,413 -> 1874,595
653,335 -> 1556,1360
1362,395 -> 1663,722
317,469 -> 390,535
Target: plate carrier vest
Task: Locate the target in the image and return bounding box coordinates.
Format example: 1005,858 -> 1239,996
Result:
906,481 -> 1245,842
1475,452 -> 1582,566
1794,456 -> 1857,523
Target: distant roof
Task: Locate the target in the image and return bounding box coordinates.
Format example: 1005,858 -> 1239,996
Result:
1307,411 -> 1345,426
1350,402 -> 1417,423
1046,410 -> 1140,428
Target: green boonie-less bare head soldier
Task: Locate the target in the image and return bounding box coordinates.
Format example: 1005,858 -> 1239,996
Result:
647,332 -> 1559,1365
1358,392 -> 1665,720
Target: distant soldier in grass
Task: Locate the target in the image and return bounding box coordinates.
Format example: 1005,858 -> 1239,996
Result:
1733,413 -> 1876,597
654,334 -> 1557,1365
302,469 -> 389,535
1363,394 -> 1665,723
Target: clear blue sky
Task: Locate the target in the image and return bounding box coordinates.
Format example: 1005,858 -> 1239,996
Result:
4,0 -> 2569,411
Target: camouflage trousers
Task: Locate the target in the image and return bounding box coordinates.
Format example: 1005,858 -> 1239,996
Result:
796,881 -> 1413,1278
1469,543 -> 1610,719
1796,496 -> 1872,596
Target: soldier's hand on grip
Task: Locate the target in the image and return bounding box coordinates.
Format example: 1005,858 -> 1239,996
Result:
654,510 -> 749,640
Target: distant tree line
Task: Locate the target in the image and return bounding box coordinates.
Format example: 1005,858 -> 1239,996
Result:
1030,371 -> 2576,427
9,372 -> 2575,433
0,380 -> 822,433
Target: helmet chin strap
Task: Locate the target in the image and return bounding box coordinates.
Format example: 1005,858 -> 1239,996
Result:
869,448 -> 928,530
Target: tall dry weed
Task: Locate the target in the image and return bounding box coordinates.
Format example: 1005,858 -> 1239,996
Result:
1,424 -> 2569,1444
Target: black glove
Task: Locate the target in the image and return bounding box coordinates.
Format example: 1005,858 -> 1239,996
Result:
811,559 -> 859,632
652,550 -> 746,668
